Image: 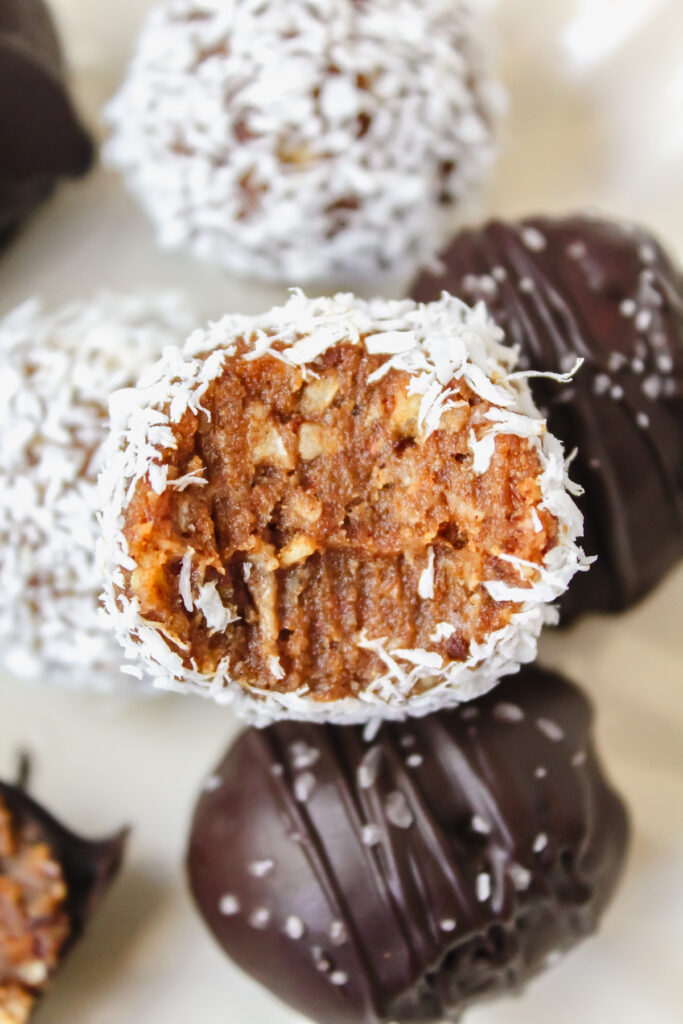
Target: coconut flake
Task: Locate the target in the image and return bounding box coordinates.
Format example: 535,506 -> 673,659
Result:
418,547 -> 435,599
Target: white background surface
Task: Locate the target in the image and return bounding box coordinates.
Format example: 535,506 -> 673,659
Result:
0,2 -> 681,1022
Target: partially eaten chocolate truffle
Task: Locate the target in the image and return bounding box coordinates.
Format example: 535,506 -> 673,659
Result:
0,0 -> 92,249
0,774 -> 126,1023
187,666 -> 629,1024
101,292 -> 584,721
411,214 -> 683,618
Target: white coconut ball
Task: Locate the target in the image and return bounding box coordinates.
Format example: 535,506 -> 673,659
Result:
0,291 -> 195,690
103,0 -> 504,284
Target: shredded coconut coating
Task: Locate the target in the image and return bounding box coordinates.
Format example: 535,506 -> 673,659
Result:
100,292 -> 586,723
0,799 -> 69,1024
0,292 -> 195,690
103,0 -> 503,284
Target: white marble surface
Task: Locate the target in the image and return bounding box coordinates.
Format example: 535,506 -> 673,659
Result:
0,2 -> 681,1022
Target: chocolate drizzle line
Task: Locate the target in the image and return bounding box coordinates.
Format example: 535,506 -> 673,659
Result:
187,666 -> 629,1024
411,214 -> 683,619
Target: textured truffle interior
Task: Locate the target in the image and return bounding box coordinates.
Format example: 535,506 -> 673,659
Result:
0,797 -> 70,1024
123,340 -> 559,699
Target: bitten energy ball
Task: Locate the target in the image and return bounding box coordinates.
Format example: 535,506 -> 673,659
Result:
101,292 -> 584,722
103,0 -> 502,283
187,666 -> 629,1024
411,214 -> 683,619
0,0 -> 92,250
0,773 -> 126,1024
0,292 -> 194,689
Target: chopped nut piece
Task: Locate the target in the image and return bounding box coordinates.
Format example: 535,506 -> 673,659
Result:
0,799 -> 70,1023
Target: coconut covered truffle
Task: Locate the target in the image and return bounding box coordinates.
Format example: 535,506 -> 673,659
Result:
411,215 -> 683,619
0,772 -> 126,1024
187,667 -> 629,1024
101,292 -> 584,722
0,291 -> 194,689
103,0 -> 502,283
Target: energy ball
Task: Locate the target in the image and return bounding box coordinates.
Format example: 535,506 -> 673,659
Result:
187,666 -> 630,1024
0,771 -> 126,1024
100,292 -> 584,722
411,214 -> 683,619
103,0 -> 503,284
0,0 -> 92,250
0,291 -> 194,689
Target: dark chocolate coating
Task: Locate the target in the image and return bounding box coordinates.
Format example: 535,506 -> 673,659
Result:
0,0 -> 92,247
187,667 -> 629,1024
411,215 -> 683,619
0,776 -> 127,960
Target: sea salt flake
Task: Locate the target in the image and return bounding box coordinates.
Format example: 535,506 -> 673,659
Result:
294,772 -> 316,803
385,791 -> 413,829
476,872 -> 491,902
593,373 -> 611,395
536,718 -> 565,742
521,226 -> 546,251
493,702 -> 525,723
533,832 -> 548,853
357,746 -> 382,789
361,824 -> 382,847
312,947 -> 330,972
635,309 -> 653,332
248,859 -> 274,878
219,893 -> 240,915
249,907 -> 271,929
284,916 -> 305,940
289,741 -> 320,770
508,863 -> 532,890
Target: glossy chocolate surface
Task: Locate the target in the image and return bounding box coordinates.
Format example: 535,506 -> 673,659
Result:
0,0 -> 92,247
411,215 -> 683,618
188,667 -> 629,1024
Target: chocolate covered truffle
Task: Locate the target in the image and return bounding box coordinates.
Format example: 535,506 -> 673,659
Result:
0,0 -> 92,249
100,292 -> 584,722
0,770 -> 126,1023
0,291 -> 194,689
187,666 -> 629,1024
411,215 -> 683,618
103,0 -> 503,284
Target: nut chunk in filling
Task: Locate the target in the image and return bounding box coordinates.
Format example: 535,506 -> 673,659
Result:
0,798 -> 69,1024
101,292 -> 585,723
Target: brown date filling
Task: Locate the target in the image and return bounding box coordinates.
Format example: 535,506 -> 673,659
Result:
122,341 -> 558,700
0,799 -> 70,1024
